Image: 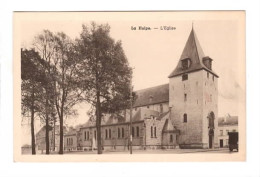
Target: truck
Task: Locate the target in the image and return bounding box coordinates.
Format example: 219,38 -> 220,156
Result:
228,132 -> 238,152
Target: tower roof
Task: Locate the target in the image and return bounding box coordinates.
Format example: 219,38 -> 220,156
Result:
168,28 -> 218,78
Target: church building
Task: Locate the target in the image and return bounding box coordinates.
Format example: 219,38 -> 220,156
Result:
64,27 -> 219,151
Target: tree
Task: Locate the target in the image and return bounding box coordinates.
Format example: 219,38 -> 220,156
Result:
33,30 -> 57,154
77,23 -> 133,154
21,48 -> 46,154
52,32 -> 83,154
33,30 -> 83,154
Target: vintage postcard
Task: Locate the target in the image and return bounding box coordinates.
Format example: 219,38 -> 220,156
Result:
13,11 -> 246,162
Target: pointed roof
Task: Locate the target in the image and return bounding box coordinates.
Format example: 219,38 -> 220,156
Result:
168,28 -> 218,78
162,118 -> 180,133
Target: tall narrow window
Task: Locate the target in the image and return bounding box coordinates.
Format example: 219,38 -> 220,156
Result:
84,131 -> 86,140
87,131 -> 89,140
183,113 -> 187,123
170,135 -> 173,142
118,128 -> 120,138
151,126 -> 153,137
105,129 -> 108,139
94,130 -> 97,140
184,94 -> 187,102
160,104 -> 163,113
122,128 -> 124,138
109,129 -> 111,139
154,127 -> 157,137
132,127 -> 135,137
207,72 -> 209,78
67,138 -> 69,145
136,127 -> 139,137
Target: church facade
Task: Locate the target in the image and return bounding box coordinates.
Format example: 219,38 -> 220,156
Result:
64,27 -> 219,151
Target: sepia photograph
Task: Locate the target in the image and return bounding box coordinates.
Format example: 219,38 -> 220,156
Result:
13,11 -> 246,162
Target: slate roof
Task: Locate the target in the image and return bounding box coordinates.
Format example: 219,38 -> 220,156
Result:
79,108 -> 161,129
218,116 -> 238,126
168,28 -> 218,78
133,83 -> 169,107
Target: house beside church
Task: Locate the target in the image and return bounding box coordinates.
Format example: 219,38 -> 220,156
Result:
64,26 -> 219,150
218,115 -> 238,148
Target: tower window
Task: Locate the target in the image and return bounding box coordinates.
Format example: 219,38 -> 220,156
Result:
184,94 -> 187,102
154,127 -> 157,137
183,113 -> 187,123
151,126 -> 153,137
182,74 -> 188,81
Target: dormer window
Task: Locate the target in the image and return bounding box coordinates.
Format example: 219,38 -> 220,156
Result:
181,58 -> 191,70
202,56 -> 212,70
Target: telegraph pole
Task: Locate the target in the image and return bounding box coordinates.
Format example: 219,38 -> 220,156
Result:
129,80 -> 133,154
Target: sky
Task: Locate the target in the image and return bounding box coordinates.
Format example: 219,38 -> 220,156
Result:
16,12 -> 245,145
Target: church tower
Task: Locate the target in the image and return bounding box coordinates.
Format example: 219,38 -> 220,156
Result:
168,27 -> 219,148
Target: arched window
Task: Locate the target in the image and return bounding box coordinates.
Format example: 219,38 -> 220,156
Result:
118,128 -> 120,138
122,128 -> 124,138
84,131 -> 86,140
151,126 -> 153,137
184,113 -> 187,123
87,131 -> 89,140
132,127 -> 135,137
154,127 -> 157,137
136,127 -> 139,137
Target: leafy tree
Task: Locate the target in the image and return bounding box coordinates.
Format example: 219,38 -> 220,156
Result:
21,48 -> 46,154
33,30 -> 83,155
77,23 -> 133,154
33,30 -> 57,154
52,32 -> 83,154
